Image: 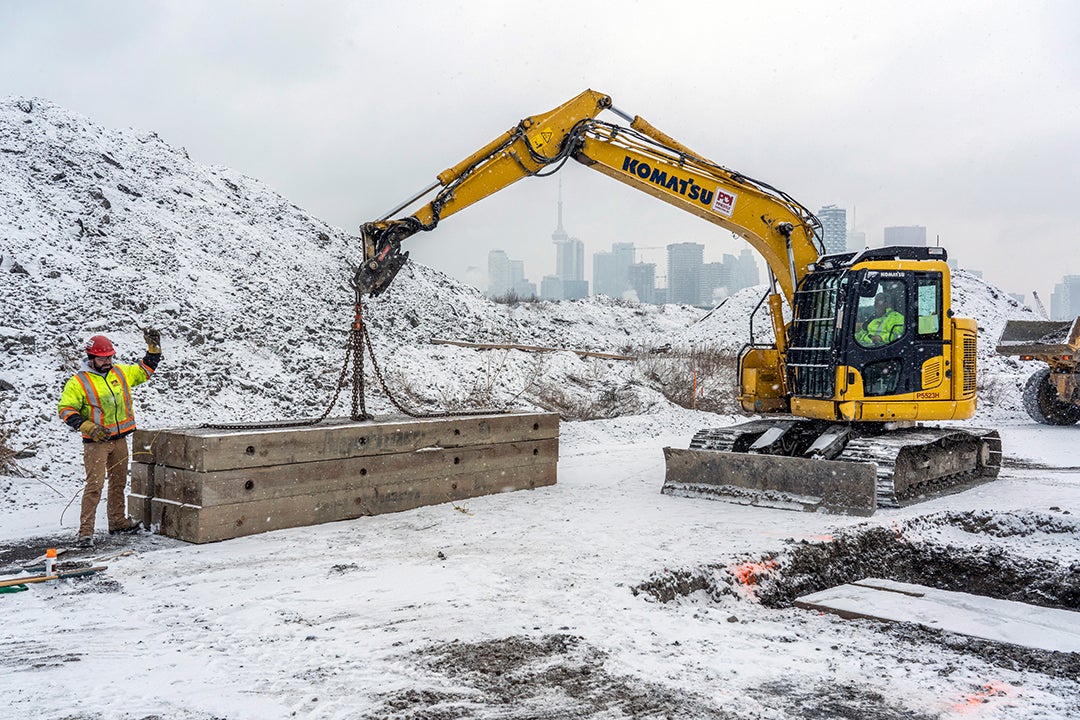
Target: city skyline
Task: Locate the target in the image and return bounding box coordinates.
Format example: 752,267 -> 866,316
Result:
481,194 -> 1023,308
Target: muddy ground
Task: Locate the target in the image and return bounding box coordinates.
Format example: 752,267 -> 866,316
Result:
359,510 -> 1080,719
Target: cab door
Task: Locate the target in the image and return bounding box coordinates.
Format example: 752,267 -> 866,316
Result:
845,269 -> 934,398
910,271 -> 947,395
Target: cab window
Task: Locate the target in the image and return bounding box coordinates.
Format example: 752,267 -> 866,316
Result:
916,273 -> 942,336
854,279 -> 906,348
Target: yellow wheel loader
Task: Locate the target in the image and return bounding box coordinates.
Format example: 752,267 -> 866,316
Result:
356,89 -> 1001,516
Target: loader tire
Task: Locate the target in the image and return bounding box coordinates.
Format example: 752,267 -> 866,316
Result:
1022,367 -> 1080,426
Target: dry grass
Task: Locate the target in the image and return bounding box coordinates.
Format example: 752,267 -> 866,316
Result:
365,342 -> 742,421
0,418 -> 24,477
638,345 -> 741,413
529,382 -> 645,421
489,291 -> 542,306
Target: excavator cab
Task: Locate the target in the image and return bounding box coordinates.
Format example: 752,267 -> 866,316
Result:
783,245 -> 976,424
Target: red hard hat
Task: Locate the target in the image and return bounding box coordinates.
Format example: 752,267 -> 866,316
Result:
85,335 -> 115,357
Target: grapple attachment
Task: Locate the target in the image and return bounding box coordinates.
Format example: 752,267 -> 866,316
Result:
357,219 -> 422,296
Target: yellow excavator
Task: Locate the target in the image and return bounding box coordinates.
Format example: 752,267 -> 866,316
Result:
356,89 -> 1001,515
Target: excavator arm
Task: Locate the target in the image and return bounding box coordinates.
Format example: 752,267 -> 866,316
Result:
357,89 -> 822,313
358,89 -> 614,296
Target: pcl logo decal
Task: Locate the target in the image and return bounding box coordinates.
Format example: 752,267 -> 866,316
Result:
712,188 -> 737,217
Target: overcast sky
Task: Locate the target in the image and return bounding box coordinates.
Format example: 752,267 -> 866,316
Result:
4,1 -> 1078,305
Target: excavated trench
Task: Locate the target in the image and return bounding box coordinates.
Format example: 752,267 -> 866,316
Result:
632,510 -> 1080,609
633,509 -> 1080,679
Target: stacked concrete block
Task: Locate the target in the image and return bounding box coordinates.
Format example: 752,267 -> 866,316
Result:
128,412 -> 559,543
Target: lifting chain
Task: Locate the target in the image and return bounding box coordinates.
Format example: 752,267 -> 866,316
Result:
201,278 -> 500,431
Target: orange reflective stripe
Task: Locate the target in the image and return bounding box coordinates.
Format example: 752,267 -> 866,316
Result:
113,368 -> 136,433
113,368 -> 133,418
75,373 -> 104,426
114,417 -> 137,433
139,361 -> 155,376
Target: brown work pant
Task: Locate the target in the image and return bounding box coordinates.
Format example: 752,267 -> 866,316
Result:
80,437 -> 130,536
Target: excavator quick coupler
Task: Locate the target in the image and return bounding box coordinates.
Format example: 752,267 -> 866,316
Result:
355,250 -> 410,297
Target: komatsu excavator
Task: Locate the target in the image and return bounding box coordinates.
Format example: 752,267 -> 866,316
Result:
357,89 -> 1001,515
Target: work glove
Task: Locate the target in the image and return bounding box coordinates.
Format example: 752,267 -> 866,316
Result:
78,420 -> 109,442
143,327 -> 162,354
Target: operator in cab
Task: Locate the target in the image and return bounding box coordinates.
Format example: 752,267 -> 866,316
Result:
856,293 -> 905,347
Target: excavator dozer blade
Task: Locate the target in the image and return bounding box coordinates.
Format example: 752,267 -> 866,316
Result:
662,447 -> 878,516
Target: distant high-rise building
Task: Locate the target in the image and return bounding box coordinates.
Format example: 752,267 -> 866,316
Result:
592,241 -> 635,299
593,251 -> 617,298
720,253 -> 738,292
884,225 -> 927,247
552,181 -> 584,282
667,242 -> 704,305
612,242 -> 634,280
555,238 -> 584,282
1051,275 -> 1080,320
509,260 -> 536,298
488,250 -> 512,297
700,261 -> 726,306
847,230 -> 867,253
817,205 -> 847,255
735,248 -> 760,290
628,263 -> 656,304
489,250 -> 536,298
562,280 -> 589,300
540,275 -> 563,301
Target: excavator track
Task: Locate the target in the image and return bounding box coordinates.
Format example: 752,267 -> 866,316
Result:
838,428 -> 1001,507
664,420 -> 1001,514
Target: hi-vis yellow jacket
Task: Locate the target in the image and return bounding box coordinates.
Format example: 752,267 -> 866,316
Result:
57,361 -> 154,441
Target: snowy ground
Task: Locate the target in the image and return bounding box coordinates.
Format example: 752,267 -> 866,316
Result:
1,413 -> 1078,720
3,96 -> 1078,719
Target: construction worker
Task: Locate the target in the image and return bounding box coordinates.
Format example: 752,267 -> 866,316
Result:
57,329 -> 162,547
856,294 -> 905,347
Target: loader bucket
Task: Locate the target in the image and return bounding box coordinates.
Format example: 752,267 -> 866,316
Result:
662,447 -> 878,516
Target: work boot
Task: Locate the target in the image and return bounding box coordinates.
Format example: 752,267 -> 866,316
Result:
108,519 -> 142,535
76,535 -> 94,549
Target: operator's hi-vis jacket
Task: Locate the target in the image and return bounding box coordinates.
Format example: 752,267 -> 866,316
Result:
57,354 -> 159,442
856,309 -> 905,346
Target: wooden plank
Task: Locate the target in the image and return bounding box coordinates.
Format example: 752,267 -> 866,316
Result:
132,412 -> 559,472
152,438 -> 557,507
795,577 -> 1080,653
431,337 -> 635,361
152,462 -> 557,543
